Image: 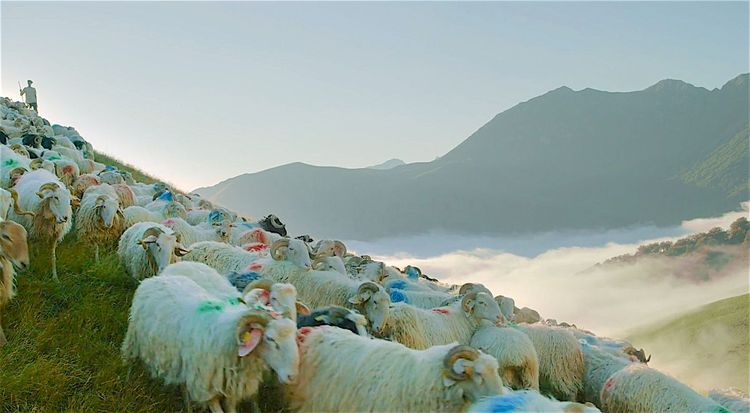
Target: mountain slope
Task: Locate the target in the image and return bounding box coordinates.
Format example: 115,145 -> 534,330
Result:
196,74 -> 749,240
627,294 -> 749,393
367,158 -> 406,170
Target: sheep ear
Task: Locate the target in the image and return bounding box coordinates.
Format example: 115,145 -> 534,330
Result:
238,329 -> 263,357
296,301 -> 311,316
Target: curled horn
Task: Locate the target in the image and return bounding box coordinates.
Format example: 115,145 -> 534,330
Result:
458,283 -> 475,295
333,240 -> 347,257
36,182 -> 60,197
29,158 -> 44,170
140,226 -> 164,244
357,281 -> 380,296
236,310 -> 272,340
242,278 -> 275,295
95,195 -> 107,207
443,345 -> 480,381
270,239 -> 290,261
9,189 -> 34,217
461,292 -> 478,313
174,244 -> 190,257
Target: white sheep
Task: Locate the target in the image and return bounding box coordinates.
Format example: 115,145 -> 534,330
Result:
600,363 -> 728,413
289,327 -> 503,412
311,256 -> 347,275
579,341 -> 632,407
471,320 -> 540,391
158,262 -> 301,322
384,292 -> 504,350
469,390 -> 600,413
259,258 -> 391,335
515,324 -> 584,402
8,169 -> 75,280
0,218 -> 29,346
0,188 -> 32,221
122,202 -> 186,227
75,184 -> 125,262
116,222 -> 189,280
162,217 -> 232,247
182,241 -> 268,275
122,273 -> 299,413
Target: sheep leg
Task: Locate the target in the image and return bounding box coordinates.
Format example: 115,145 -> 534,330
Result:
224,397 -> 239,413
181,385 -> 193,413
51,242 -> 59,281
95,244 -> 99,263
207,398 -> 224,413
246,397 -> 260,413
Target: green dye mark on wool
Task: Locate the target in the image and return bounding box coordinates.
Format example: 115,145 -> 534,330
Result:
4,159 -> 17,167
197,301 -> 224,313
226,297 -> 243,306
714,408 -> 730,413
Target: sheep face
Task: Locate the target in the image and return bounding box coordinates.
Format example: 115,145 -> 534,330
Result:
269,283 -> 299,321
95,195 -> 122,229
163,202 -> 187,220
464,292 -> 504,326
140,230 -> 183,273
36,185 -> 72,224
0,220 -> 29,270
255,318 -> 299,383
349,283 -> 390,334
271,238 -> 311,268
445,351 -> 503,404
212,219 -> 233,242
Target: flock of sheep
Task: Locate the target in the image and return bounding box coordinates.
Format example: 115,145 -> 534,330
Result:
0,95 -> 748,413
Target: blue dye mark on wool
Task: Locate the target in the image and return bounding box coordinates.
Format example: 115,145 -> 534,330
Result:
157,191 -> 174,201
479,392 -> 528,413
385,279 -> 408,290
389,289 -> 409,304
104,165 -> 117,171
208,210 -> 223,223
227,271 -> 261,291
406,267 -> 419,280
239,222 -> 258,229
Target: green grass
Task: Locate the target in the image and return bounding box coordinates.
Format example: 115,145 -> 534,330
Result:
0,237 -> 185,412
627,294 -> 749,394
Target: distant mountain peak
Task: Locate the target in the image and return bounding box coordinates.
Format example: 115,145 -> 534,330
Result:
646,78 -> 697,92
722,73 -> 748,90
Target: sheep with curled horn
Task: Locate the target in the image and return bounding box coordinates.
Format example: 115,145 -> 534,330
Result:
289,330 -> 503,413
312,239 -> 347,259
258,248 -> 391,334
296,305 -> 368,336
9,169 -> 75,280
122,274 -> 299,413
310,255 -> 347,276
258,214 -> 287,237
117,223 -> 189,280
381,291 -> 505,350
75,184 -> 125,262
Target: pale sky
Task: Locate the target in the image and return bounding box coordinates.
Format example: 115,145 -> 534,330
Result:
2,1 -> 748,190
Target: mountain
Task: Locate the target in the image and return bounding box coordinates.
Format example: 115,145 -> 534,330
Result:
367,158 -> 406,170
196,74 -> 750,240
627,294 -> 749,393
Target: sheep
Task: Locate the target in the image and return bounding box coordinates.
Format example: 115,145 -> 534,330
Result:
8,169 -> 75,280
117,223 -> 189,280
162,217 -> 232,247
514,306 -> 542,324
709,388 -> 750,413
495,295 -> 516,322
289,328 -> 503,412
295,306 -> 368,336
311,239 -> 347,258
383,292 -> 504,350
112,183 -> 136,208
226,270 -> 263,291
388,286 -> 454,309
122,202 -> 186,227
257,214 -> 286,236
122,274 -> 299,413
573,329 -> 649,364
231,226 -> 280,248
579,341 -> 632,407
159,262 -> 301,322
182,241 -> 268,275
600,363 -> 729,413
310,256 -> 347,275
469,390 -> 600,413
261,259 -> 391,334
51,158 -> 80,188
28,158 -> 56,174
98,170 -> 124,185
0,218 -> 29,346
75,184 -> 125,262
71,174 -> 100,199
471,320 -> 540,391
0,188 -> 33,221
515,324 -> 584,402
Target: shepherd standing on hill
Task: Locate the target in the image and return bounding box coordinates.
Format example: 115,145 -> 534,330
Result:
19,80 -> 38,112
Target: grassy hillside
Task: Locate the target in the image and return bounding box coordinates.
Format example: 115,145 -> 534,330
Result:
627,293 -> 749,394
0,155 -> 185,412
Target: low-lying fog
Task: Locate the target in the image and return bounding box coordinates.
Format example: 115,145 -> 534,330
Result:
344,203 -> 749,337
